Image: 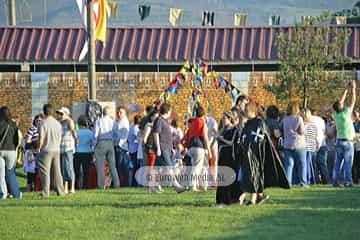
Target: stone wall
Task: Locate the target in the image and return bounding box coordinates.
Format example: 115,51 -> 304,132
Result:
0,70 -> 355,133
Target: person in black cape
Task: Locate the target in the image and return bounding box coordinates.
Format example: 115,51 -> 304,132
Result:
237,103 -> 290,205
216,111 -> 242,206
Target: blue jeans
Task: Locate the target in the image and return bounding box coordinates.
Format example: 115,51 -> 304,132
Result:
284,148 -> 307,186
314,146 -> 329,184
0,151 -> 21,199
306,151 -> 315,185
333,140 -> 354,186
61,151 -> 75,182
156,149 -> 174,167
115,147 -> 129,187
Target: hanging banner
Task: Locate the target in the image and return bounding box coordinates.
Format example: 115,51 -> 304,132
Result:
169,8 -> 183,26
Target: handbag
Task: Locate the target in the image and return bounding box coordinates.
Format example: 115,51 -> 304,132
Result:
0,124 -> 10,148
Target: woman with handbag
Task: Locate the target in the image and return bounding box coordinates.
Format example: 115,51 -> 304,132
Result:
0,106 -> 21,199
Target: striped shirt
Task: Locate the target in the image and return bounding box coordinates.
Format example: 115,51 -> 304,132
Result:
304,122 -> 318,152
26,126 -> 39,143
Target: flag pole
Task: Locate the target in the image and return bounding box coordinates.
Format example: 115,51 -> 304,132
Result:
87,0 -> 96,101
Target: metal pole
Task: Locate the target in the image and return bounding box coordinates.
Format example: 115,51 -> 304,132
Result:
87,0 -> 96,101
9,0 -> 16,25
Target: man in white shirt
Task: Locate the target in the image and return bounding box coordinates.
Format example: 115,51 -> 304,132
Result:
93,106 -> 120,189
113,106 -> 130,187
311,112 -> 329,184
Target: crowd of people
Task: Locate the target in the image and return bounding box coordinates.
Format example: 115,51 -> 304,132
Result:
0,80 -> 358,207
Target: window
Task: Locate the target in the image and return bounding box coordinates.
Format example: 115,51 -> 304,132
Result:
21,77 -> 27,87
144,77 -> 151,86
206,77 -> 212,87
5,78 -> 10,87
113,77 -> 120,87
99,77 -> 105,88
68,77 -> 74,87
52,77 -> 58,86
83,77 -> 88,87
160,77 -> 166,86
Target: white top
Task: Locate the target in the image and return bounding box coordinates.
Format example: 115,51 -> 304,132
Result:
206,116 -> 218,144
311,115 -> 326,148
93,115 -> 114,145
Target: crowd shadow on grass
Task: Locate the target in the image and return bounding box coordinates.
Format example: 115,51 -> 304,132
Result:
203,187 -> 360,240
0,200 -> 213,209
204,207 -> 360,240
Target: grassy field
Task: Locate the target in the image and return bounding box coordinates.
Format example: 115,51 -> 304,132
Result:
0,174 -> 360,240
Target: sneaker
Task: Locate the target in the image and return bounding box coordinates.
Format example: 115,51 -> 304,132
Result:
257,194 -> 270,205
175,186 -> 186,194
239,193 -> 247,206
157,185 -> 164,192
246,201 -> 256,206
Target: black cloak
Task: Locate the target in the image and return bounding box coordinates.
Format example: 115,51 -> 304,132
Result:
236,117 -> 290,193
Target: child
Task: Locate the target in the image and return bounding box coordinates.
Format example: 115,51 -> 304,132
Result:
23,114 -> 43,191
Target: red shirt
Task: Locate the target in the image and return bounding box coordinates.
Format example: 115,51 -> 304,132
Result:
182,118 -> 206,148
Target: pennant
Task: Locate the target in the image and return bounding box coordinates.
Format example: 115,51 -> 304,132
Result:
169,8 -> 183,26
269,15 -> 280,26
215,80 -> 220,89
231,87 -> 239,101
184,61 -> 191,70
234,13 -> 247,26
138,5 -> 151,21
335,16 -> 347,24
202,11 -> 214,26
202,63 -> 208,76
166,86 -> 178,94
175,73 -> 185,82
108,1 -> 119,17
94,0 -> 109,43
179,67 -> 187,75
194,75 -> 202,85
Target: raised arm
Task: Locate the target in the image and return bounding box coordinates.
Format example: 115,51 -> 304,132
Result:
349,80 -> 356,111
340,87 -> 348,106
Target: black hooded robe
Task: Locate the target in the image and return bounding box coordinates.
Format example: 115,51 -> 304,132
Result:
216,126 -> 242,205
237,117 -> 290,193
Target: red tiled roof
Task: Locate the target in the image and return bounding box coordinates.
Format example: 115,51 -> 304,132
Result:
0,26 -> 359,63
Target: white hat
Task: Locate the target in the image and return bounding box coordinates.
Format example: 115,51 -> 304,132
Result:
56,107 -> 70,115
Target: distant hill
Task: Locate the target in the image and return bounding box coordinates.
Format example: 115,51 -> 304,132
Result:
0,0 -> 357,27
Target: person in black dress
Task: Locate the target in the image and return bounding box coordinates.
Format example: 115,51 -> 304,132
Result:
216,111 -> 242,206
237,103 -> 290,205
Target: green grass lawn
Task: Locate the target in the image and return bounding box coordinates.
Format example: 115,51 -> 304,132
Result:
1,173 -> 360,240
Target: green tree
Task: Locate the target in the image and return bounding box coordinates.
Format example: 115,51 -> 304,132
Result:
264,11 -> 352,108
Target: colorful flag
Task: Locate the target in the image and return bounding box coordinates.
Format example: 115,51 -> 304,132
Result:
94,0 -> 109,43
169,8 -> 183,26
76,0 -> 110,61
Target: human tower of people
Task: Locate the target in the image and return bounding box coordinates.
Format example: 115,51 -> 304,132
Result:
0,80 -> 358,206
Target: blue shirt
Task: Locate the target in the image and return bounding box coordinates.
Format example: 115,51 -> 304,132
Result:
112,117 -> 129,151
128,124 -> 139,154
76,128 -> 93,153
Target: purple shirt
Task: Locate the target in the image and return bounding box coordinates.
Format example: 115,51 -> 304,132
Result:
281,115 -> 306,150
153,116 -> 172,153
